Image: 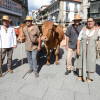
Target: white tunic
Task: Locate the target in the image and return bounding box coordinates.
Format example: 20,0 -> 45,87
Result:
0,25 -> 17,48
78,29 -> 100,40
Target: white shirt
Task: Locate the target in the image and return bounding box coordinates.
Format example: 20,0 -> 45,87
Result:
78,29 -> 100,40
0,25 -> 17,48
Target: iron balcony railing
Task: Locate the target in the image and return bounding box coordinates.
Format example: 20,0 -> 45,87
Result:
0,0 -> 22,16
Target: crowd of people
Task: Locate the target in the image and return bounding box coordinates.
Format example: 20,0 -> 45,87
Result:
0,14 -> 100,82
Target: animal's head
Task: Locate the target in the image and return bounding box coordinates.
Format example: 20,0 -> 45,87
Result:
17,23 -> 26,42
41,21 -> 57,42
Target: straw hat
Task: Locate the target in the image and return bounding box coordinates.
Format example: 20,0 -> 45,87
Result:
2,15 -> 10,21
73,15 -> 82,21
25,16 -> 33,21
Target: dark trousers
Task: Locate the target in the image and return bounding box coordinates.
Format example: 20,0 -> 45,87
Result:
0,48 -> 13,69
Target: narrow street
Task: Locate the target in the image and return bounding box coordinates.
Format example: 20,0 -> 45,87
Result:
0,44 -> 100,100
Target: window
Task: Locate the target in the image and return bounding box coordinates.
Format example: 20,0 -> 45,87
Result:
66,13 -> 69,22
24,0 -> 26,5
74,4 -> 78,13
0,0 -> 2,7
66,3 -> 69,11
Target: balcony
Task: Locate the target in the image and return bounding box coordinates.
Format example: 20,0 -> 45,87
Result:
90,1 -> 100,13
0,0 -> 22,16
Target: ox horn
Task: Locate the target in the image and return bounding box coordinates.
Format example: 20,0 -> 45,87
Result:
36,22 -> 43,26
54,23 -> 59,26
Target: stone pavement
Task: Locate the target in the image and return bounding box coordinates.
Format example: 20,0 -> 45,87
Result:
0,44 -> 100,100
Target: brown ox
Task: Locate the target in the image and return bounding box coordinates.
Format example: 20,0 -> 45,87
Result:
41,20 -> 64,65
17,23 -> 26,42
17,23 -> 42,42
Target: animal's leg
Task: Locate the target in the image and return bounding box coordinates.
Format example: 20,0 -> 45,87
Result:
55,43 -> 60,65
46,48 -> 51,65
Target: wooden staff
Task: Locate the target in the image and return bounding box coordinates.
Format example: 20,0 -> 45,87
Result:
21,41 -> 23,79
21,27 -> 24,79
0,27 -> 2,77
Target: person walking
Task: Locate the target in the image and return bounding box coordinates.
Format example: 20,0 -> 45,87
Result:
0,15 -> 17,75
19,16 -> 41,78
77,17 -> 100,82
65,15 -> 84,75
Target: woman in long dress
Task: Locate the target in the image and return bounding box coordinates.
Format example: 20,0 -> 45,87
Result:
77,17 -> 100,82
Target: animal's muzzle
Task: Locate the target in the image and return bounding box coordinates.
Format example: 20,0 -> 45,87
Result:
41,36 -> 48,42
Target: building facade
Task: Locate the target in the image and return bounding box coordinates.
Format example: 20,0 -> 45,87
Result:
0,0 -> 28,25
89,0 -> 100,25
81,0 -> 90,22
38,5 -> 49,21
31,10 -> 39,22
39,0 -> 82,26
81,0 -> 100,24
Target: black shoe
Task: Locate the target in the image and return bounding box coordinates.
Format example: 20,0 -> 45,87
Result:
65,70 -> 71,75
73,71 -> 78,76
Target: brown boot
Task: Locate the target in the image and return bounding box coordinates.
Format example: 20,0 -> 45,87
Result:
86,78 -> 91,82
8,68 -> 13,74
35,73 -> 39,78
27,69 -> 33,74
78,76 -> 82,81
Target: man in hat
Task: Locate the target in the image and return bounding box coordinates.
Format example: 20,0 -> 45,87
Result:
65,14 -> 85,75
0,15 -> 17,75
19,16 -> 41,78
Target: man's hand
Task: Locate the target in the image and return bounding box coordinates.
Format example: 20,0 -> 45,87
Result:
77,48 -> 80,55
14,45 -> 17,49
82,26 -> 86,30
66,45 -> 69,51
37,46 -> 41,51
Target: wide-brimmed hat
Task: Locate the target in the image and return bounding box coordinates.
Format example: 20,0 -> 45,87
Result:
73,15 -> 82,21
2,15 -> 10,21
25,16 -> 33,21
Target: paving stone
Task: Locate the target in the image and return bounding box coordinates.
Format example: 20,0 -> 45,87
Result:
43,88 -> 74,100
75,93 -> 90,100
0,91 -> 27,100
62,73 -> 77,92
74,80 -> 89,94
18,79 -> 48,99
88,80 -> 100,96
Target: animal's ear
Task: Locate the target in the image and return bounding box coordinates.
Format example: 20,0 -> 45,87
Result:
53,25 -> 59,38
52,26 -> 56,38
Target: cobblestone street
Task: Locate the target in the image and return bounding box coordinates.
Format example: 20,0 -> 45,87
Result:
0,44 -> 100,100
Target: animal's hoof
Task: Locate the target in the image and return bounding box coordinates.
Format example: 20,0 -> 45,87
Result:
46,62 -> 51,66
0,74 -> 2,77
56,61 -> 60,65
